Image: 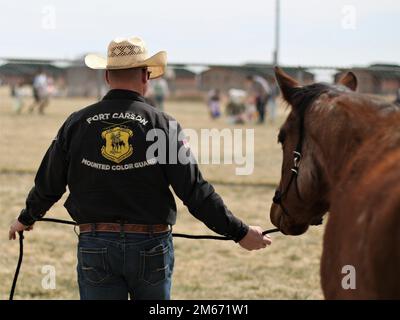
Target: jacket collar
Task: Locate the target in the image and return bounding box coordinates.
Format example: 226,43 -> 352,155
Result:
102,89 -> 146,102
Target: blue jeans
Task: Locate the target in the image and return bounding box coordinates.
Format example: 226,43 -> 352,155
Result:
77,231 -> 174,300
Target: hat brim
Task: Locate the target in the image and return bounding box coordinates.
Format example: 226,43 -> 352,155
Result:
84,51 -> 167,79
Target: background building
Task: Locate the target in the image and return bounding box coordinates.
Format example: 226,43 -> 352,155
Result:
0,58 -> 398,97
64,58 -> 106,98
199,64 -> 315,92
167,67 -> 198,98
0,58 -> 66,93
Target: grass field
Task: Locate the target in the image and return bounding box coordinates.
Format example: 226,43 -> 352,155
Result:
0,88 -> 324,299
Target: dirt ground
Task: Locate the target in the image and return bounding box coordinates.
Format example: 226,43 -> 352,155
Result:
0,87 -> 324,299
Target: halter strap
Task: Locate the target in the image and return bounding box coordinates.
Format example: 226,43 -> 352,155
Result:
273,113 -> 305,217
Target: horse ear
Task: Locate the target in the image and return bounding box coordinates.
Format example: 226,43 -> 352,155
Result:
337,72 -> 357,91
274,67 -> 301,105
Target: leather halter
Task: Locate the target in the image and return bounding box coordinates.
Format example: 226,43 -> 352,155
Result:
272,113 -> 323,226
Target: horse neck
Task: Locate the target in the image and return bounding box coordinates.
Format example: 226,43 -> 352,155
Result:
308,98 -> 383,189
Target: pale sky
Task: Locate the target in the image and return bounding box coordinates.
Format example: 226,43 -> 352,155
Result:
1,0 -> 399,67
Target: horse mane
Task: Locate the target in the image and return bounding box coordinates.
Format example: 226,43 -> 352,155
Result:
290,83 -> 337,118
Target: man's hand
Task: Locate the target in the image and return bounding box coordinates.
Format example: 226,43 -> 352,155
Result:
239,226 -> 272,251
9,219 -> 33,240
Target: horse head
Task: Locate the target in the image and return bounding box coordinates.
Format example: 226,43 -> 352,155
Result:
269,67 -> 358,235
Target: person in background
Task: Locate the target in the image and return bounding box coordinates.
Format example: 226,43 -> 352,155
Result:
29,70 -> 50,115
226,89 -> 246,124
152,77 -> 169,111
207,88 -> 221,119
144,82 -> 156,106
394,88 -> 400,106
245,102 -> 257,123
267,78 -> 279,123
11,81 -> 25,114
245,75 -> 270,124
46,76 -> 56,96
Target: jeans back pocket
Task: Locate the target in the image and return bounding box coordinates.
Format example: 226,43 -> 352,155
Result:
79,247 -> 111,284
140,243 -> 170,286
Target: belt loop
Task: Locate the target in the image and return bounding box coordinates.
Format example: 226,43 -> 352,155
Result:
91,223 -> 96,236
120,221 -> 125,239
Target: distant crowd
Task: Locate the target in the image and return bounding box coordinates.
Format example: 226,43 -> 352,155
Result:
9,72 -> 279,123
10,70 -> 54,115
9,71 -> 171,116
206,75 -> 279,125
9,71 -> 399,120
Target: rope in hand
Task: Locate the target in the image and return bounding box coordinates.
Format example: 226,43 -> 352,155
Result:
9,231 -> 24,301
9,218 -> 280,300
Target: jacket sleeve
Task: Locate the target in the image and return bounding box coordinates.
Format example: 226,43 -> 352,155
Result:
18,120 -> 70,226
161,120 -> 248,242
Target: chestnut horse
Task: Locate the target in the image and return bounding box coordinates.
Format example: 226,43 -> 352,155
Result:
270,67 -> 400,299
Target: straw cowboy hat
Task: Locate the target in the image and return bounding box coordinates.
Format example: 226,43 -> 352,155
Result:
84,36 -> 167,79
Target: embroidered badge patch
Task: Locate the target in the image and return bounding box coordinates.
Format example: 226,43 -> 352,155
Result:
101,126 -> 133,163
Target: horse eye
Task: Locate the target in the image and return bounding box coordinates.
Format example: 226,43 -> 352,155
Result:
278,130 -> 286,144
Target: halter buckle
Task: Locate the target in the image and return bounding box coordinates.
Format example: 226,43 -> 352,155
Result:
293,151 -> 301,168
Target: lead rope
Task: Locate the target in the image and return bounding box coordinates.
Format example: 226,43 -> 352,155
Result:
9,218 -> 279,300
9,231 -> 24,300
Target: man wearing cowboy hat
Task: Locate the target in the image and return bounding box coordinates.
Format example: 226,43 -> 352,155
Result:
9,36 -> 272,300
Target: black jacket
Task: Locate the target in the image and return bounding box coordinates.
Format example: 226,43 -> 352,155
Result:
18,89 -> 248,242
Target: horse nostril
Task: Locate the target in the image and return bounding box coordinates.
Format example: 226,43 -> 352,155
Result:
272,190 -> 282,204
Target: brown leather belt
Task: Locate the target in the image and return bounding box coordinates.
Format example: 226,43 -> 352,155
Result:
79,223 -> 170,234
